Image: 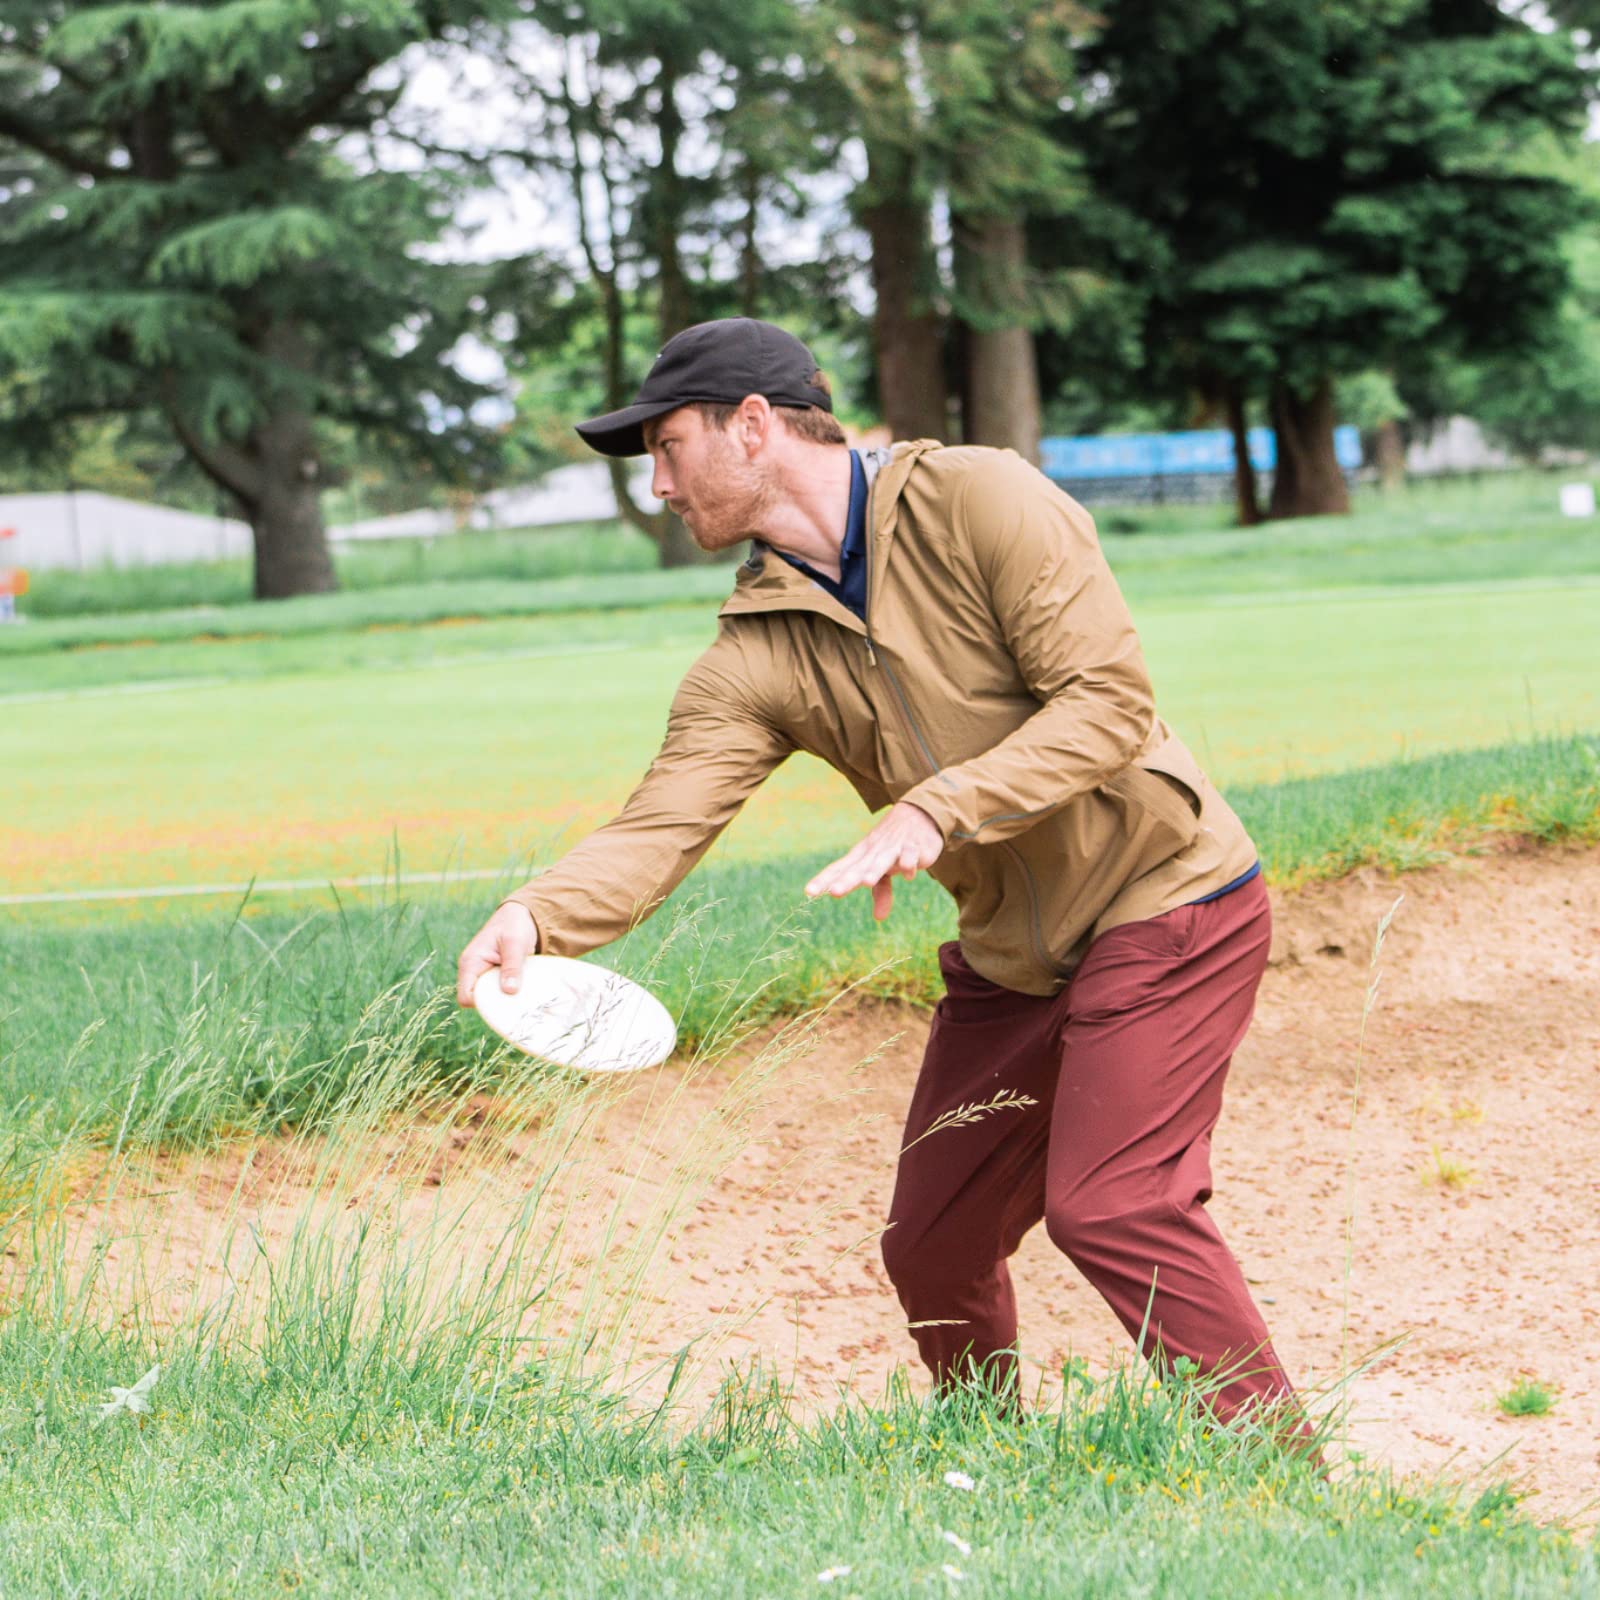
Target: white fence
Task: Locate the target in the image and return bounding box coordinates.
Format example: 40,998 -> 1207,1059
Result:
0,462 -> 654,573
332,463 -> 651,543
0,491 -> 251,573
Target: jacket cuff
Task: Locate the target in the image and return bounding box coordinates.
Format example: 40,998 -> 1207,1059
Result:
899,778 -> 965,845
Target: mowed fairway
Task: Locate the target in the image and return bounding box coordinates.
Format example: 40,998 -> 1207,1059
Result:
5,573 -> 1598,902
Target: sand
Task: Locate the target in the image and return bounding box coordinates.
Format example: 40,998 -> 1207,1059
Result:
27,842 -> 1600,1534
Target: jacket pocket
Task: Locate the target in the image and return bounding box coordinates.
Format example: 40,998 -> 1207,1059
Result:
1129,733 -> 1207,838
1103,740 -> 1203,850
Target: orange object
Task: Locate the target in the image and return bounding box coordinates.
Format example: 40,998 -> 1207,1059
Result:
0,526 -> 15,538
0,569 -> 27,596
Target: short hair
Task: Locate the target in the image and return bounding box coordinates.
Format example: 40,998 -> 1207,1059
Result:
693,371 -> 847,447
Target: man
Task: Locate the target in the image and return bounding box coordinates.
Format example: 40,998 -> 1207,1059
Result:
457,317 -> 1310,1442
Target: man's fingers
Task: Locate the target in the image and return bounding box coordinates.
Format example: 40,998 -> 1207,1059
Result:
457,943 -> 494,1008
805,806 -> 939,903
810,843 -> 919,900
457,906 -> 537,1008
806,842 -> 871,897
809,854 -> 882,899
498,929 -> 531,992
871,876 -> 895,921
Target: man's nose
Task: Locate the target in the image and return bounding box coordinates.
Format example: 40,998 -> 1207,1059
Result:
651,458 -> 674,501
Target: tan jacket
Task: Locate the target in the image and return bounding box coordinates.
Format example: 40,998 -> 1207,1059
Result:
504,441 -> 1257,996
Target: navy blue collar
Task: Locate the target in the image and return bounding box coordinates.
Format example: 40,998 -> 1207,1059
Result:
766,449 -> 868,620
842,448 -> 866,561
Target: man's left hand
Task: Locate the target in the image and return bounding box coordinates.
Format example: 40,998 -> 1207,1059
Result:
804,801 -> 944,921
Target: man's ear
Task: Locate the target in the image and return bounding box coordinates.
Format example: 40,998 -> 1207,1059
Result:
736,393 -> 774,455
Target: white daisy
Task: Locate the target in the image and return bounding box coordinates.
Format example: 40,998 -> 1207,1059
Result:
942,1469 -> 976,1491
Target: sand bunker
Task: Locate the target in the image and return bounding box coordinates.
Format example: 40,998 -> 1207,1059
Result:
28,842 -> 1600,1533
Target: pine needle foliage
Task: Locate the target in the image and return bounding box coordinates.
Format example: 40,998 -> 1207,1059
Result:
0,1 -> 511,596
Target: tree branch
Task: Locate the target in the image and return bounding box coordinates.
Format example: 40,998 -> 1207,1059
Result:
606,457 -> 667,540
278,57 -> 390,145
0,109 -> 116,179
371,126 -> 499,171
158,374 -> 264,503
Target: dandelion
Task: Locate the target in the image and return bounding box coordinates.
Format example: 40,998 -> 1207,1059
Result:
94,1363 -> 160,1422
943,1470 -> 976,1491
942,1564 -> 965,1582
816,1566 -> 852,1584
941,1530 -> 972,1557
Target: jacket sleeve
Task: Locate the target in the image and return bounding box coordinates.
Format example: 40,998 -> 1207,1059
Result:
500,636 -> 794,957
900,451 -> 1154,848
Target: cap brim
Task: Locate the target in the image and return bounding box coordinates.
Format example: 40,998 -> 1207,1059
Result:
573,399 -> 683,458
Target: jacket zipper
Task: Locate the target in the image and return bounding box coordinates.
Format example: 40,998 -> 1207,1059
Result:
861,475 -> 1054,977
1000,840 -> 1056,977
862,477 -> 878,666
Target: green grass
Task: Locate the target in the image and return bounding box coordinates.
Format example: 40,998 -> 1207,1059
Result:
1232,731 -> 1600,882
4,733 -> 1595,1144
1,565 -> 735,656
0,603 -> 714,695
2,1339 -> 1588,1597
0,993 -> 1591,1596
5,576 -> 1596,902
18,518 -> 664,617
1499,1379 -> 1560,1418
6,475 -> 1596,913
11,467 -> 1600,653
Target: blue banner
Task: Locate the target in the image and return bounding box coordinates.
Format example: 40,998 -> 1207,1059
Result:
1039,426 -> 1362,480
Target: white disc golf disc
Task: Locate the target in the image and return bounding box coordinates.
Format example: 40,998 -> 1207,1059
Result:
473,955 -> 677,1073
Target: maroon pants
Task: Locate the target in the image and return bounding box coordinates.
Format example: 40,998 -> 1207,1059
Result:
883,874 -> 1304,1431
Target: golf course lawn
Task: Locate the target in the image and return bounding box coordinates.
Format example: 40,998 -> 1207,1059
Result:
5,489 -> 1600,1595
5,575 -> 1597,903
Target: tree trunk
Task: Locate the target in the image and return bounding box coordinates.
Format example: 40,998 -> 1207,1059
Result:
245,400 -> 336,599
861,146 -> 948,442
246,458 -> 335,599
161,315 -> 336,600
739,159 -> 761,318
1225,384 -> 1262,525
653,57 -> 693,343
1267,378 -> 1350,518
643,54 -> 733,568
952,212 -> 1040,464
1373,417 -> 1406,490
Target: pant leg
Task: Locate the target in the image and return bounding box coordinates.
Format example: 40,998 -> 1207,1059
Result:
1043,874 -> 1307,1431
880,939 -> 1067,1397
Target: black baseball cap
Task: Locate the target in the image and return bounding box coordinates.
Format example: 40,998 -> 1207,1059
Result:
574,318 -> 833,457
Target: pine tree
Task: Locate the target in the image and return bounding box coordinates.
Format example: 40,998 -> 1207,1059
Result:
0,2 -> 506,598
1062,0 -> 1591,518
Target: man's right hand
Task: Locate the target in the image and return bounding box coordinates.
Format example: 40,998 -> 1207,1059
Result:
457,901 -> 539,1008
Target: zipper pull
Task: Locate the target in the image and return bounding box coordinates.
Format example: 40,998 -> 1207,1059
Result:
864,632 -> 877,666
